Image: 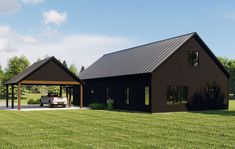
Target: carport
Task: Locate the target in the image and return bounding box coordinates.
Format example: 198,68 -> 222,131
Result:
4,56 -> 83,110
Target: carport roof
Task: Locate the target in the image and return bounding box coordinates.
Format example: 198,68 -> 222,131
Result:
4,56 -> 82,85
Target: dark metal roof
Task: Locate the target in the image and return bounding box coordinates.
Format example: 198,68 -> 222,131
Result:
5,56 -> 82,85
79,32 -> 196,80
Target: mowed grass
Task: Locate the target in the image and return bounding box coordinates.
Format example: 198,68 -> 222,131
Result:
0,101 -> 234,148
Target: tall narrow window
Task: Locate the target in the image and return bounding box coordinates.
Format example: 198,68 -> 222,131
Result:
188,51 -> 199,67
145,86 -> 150,105
124,87 -> 130,104
106,87 -> 110,99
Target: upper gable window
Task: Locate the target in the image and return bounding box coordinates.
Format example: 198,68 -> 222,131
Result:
188,51 -> 199,67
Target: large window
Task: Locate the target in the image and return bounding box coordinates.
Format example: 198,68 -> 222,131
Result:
124,87 -> 130,104
167,86 -> 188,105
188,51 -> 199,67
145,86 -> 150,105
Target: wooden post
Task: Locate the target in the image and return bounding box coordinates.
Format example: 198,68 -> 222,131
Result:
12,85 -> 14,109
66,87 -> 68,99
18,83 -> 21,111
80,85 -> 83,108
6,85 -> 9,108
69,86 -> 71,107
60,85 -> 62,97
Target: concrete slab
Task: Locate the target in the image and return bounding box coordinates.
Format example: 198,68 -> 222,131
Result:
0,103 -> 89,111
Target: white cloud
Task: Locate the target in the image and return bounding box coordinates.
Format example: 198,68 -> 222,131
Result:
0,25 -> 11,37
43,10 -> 67,26
0,25 -> 134,70
0,25 -> 15,52
22,0 -> 44,5
19,35 -> 38,44
0,0 -> 21,15
40,27 -> 59,38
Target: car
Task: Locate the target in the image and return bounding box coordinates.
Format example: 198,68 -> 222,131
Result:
40,93 -> 67,108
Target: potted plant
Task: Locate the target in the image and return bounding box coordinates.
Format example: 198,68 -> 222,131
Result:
106,98 -> 114,110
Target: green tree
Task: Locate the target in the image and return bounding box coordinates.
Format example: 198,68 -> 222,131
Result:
4,55 -> 30,81
79,66 -> 85,74
69,64 -> 78,76
218,57 -> 235,94
63,60 -> 68,68
0,65 -> 4,98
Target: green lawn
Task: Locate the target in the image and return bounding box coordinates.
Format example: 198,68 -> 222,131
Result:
0,101 -> 234,148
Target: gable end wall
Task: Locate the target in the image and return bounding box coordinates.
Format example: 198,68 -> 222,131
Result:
151,37 -> 229,112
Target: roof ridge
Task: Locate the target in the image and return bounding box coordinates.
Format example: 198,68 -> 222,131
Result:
103,32 -> 196,56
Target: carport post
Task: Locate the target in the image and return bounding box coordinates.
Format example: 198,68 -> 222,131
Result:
80,85 -> 83,108
66,87 -> 68,99
18,82 -> 21,111
69,86 -> 71,107
6,85 -> 9,108
12,85 -> 14,109
60,85 -> 62,97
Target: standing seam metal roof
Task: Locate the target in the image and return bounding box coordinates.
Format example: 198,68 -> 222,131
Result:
79,32 -> 195,80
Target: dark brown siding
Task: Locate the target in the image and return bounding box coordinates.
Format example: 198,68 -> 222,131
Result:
75,74 -> 151,112
151,37 -> 229,112
25,61 -> 77,82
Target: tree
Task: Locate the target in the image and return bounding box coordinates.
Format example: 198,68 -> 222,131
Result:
63,60 -> 68,68
44,55 -> 50,59
218,57 -> 235,94
0,65 -> 4,98
69,64 -> 78,76
37,58 -> 42,62
4,56 -> 30,81
79,66 -> 85,74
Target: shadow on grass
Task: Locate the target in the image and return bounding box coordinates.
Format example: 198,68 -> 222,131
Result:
190,110 -> 235,116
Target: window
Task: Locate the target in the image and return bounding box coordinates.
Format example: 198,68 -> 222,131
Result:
145,86 -> 150,105
167,86 -> 188,105
90,88 -> 94,94
124,87 -> 130,104
209,88 -> 215,100
106,87 -> 110,99
188,51 -> 199,67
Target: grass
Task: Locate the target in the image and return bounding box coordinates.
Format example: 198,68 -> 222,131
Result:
0,101 -> 234,148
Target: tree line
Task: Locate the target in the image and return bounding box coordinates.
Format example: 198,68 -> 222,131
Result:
0,55 -> 84,98
217,57 -> 235,95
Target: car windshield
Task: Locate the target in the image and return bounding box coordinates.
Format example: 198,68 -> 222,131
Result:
47,93 -> 59,97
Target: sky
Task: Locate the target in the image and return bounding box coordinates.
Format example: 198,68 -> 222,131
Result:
0,0 -> 235,70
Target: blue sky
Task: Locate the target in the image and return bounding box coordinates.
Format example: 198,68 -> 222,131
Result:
0,0 -> 235,69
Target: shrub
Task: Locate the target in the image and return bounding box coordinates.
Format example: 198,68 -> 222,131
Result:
28,99 -> 40,104
27,99 -> 35,104
106,98 -> 114,110
89,103 -> 106,110
34,99 -> 41,104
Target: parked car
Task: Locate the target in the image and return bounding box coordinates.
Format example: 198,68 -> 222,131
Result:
40,93 -> 67,108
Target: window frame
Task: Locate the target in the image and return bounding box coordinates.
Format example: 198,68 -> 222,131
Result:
124,86 -> 130,105
145,86 -> 150,106
188,51 -> 199,67
166,86 -> 188,105
106,87 -> 110,99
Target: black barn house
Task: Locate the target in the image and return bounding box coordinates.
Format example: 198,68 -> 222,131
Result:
74,32 -> 230,113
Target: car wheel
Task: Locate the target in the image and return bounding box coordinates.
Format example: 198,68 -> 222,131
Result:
63,105 -> 66,108
49,101 -> 53,108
